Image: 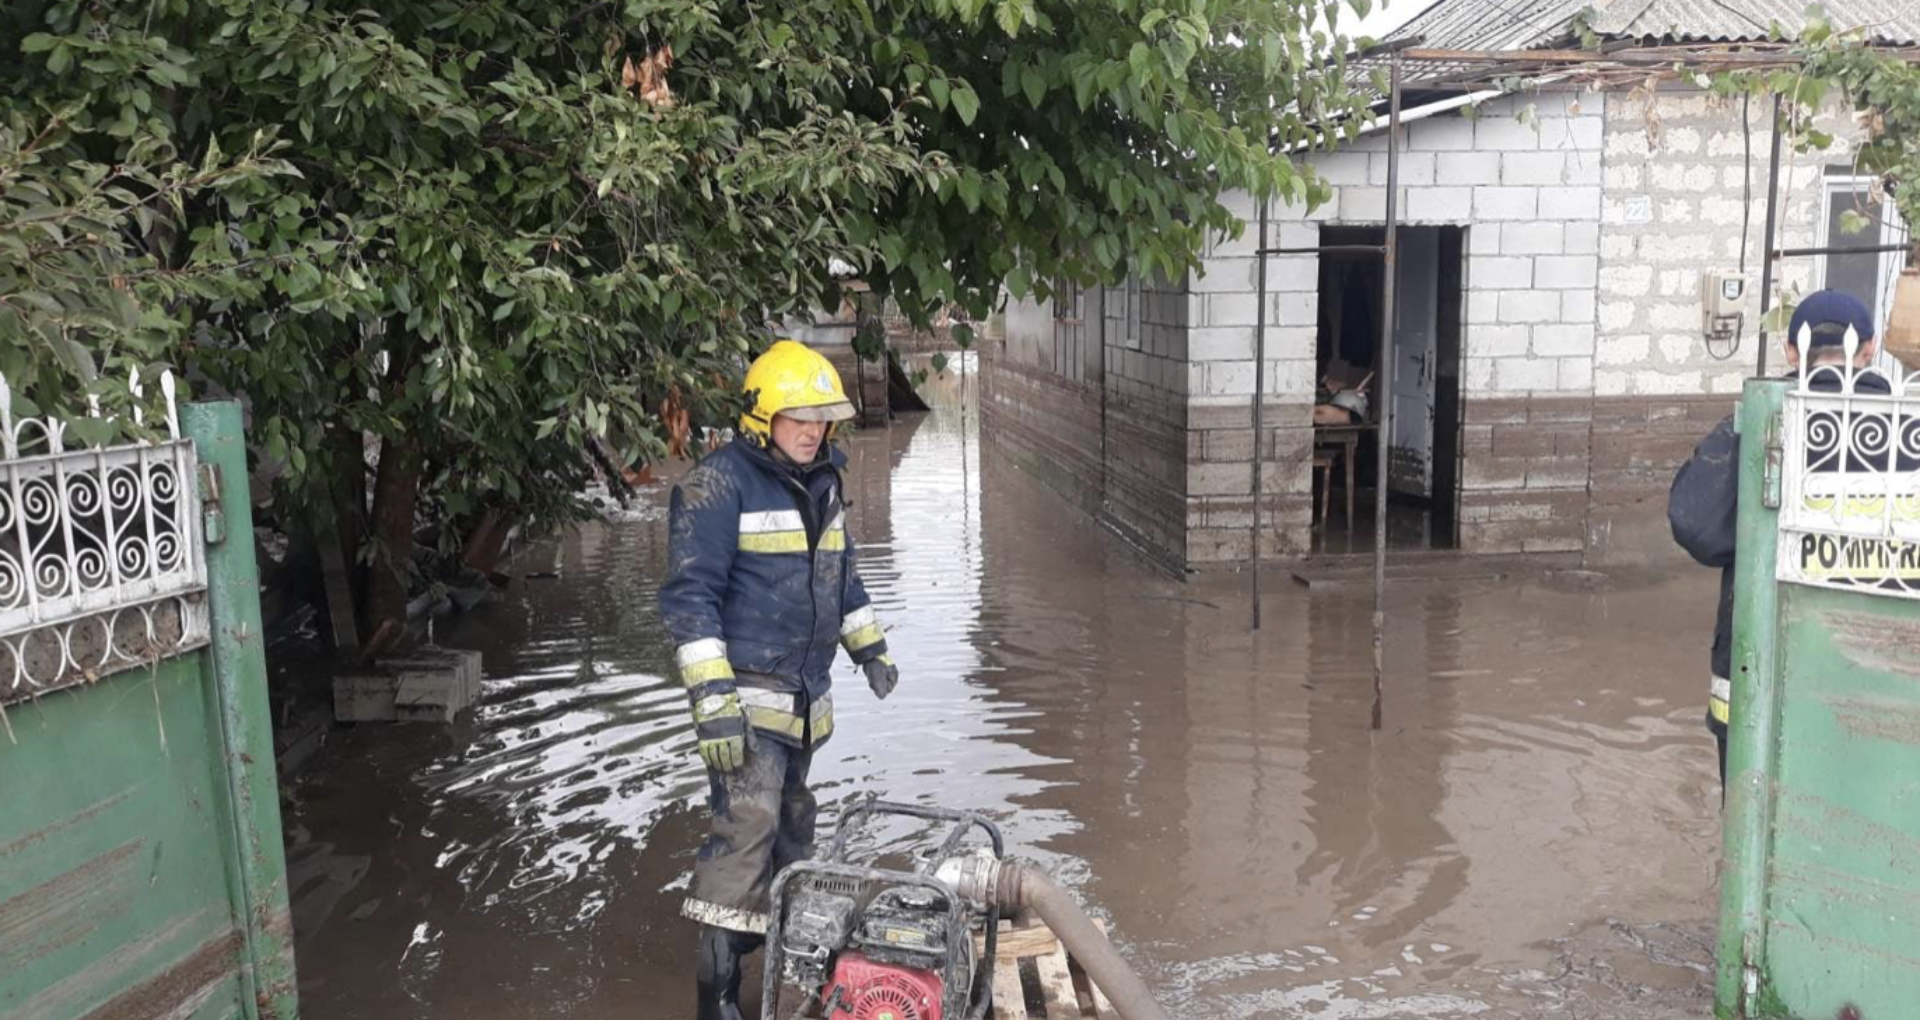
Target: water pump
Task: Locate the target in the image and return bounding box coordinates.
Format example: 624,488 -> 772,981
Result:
762,796 -> 1173,1020
764,799 -> 1002,1020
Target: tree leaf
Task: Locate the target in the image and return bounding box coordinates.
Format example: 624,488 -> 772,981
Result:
957,174 -> 982,212
951,82 -> 981,125
1008,263 -> 1032,298
995,0 -> 1023,36
1021,65 -> 1046,108
1129,41 -> 1152,79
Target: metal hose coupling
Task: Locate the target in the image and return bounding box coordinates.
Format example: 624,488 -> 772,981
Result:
933,854 -> 1172,1020
930,847 -> 1003,910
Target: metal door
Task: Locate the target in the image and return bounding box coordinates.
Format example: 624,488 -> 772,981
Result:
0,392 -> 298,1020
1390,227 -> 1440,497
1718,364 -> 1920,1019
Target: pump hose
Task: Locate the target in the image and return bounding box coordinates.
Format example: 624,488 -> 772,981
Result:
992,861 -> 1173,1020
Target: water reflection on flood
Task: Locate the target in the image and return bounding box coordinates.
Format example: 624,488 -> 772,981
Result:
289,353 -> 1722,1019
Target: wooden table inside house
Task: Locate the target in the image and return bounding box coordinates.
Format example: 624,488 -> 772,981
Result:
1312,424 -> 1374,533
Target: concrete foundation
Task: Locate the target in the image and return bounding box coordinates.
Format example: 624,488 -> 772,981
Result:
333,647 -> 483,723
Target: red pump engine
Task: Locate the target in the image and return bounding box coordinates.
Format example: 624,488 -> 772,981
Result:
825,952 -> 945,1020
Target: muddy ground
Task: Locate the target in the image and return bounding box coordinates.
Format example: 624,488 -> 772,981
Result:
285,363 -> 1725,1019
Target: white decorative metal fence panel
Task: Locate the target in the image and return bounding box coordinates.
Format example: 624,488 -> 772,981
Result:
1,372 -> 210,708
1775,329 -> 1920,598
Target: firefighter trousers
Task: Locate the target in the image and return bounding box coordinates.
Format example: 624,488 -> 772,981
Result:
681,727 -> 816,934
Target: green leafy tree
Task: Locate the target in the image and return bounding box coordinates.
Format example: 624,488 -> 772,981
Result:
1711,7 -> 1920,258
849,0 -> 1379,326
2,0 -> 1372,639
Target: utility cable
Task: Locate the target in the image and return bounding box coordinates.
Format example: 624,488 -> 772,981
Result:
1739,90 -> 1752,274
1707,89 -> 1756,362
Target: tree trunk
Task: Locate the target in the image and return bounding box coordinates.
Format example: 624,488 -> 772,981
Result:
323,426 -> 369,650
461,507 -> 512,576
362,431 -> 421,637
330,426 -> 368,570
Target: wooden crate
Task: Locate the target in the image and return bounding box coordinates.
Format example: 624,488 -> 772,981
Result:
978,918 -> 1120,1020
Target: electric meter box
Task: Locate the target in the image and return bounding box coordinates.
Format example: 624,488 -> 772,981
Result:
1703,271 -> 1750,316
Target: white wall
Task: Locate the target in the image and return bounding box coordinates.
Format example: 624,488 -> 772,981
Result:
1199,92 -> 1609,407
1596,90 -> 1859,397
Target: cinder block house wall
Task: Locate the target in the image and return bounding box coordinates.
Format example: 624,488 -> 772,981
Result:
981,293 -> 1105,519
1192,92 -> 1608,562
1103,274 -> 1193,564
1588,88 -> 1847,561
1183,190 -> 1322,562
980,278 -> 1193,570
982,87 -> 1863,569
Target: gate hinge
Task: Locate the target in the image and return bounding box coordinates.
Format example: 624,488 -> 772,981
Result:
1741,930 -> 1763,1017
1761,412 -> 1783,510
198,464 -> 227,545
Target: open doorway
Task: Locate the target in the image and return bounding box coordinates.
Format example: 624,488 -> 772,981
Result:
1309,225 -> 1463,553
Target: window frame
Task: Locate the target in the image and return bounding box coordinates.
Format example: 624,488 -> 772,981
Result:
1052,275 -> 1084,325
1814,173 -> 1910,344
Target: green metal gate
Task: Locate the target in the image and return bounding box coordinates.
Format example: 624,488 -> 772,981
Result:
0,392 -> 297,1020
1718,362 -> 1920,1019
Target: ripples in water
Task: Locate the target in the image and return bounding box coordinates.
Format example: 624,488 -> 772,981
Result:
290,354 -> 1721,1019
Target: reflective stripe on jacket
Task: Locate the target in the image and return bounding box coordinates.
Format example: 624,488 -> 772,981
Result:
659,438 -> 888,748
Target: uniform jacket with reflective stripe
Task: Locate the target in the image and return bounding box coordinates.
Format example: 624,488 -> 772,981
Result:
659,438 -> 889,746
1669,370 -> 1891,693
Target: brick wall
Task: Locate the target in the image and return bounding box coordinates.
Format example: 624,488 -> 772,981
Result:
1299,93 -> 1607,401
980,341 -> 1105,518
1457,395 -> 1594,553
981,281 -> 1193,571
1584,393 -> 1734,562
1578,90 -> 1861,561
1103,273 -> 1191,563
1183,93 -> 1607,562
982,294 -> 1105,518
982,89 -> 1860,567
1184,186 -> 1320,562
1597,89 -> 1856,396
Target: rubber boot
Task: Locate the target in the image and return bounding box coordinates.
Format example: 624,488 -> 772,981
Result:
695,925 -> 762,1020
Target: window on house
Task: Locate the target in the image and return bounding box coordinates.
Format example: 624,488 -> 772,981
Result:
1052,275 -> 1083,323
1818,173 -> 1913,339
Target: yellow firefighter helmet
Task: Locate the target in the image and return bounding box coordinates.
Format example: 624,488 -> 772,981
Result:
740,340 -> 856,442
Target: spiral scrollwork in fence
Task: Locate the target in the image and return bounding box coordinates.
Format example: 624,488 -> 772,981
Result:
1777,327 -> 1920,598
0,371 -> 210,706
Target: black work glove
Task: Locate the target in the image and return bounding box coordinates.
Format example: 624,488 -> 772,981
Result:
863,655 -> 898,700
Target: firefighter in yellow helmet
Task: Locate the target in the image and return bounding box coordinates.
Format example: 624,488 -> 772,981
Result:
658,340 -> 898,1020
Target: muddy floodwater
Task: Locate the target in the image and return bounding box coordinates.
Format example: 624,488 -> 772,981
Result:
287,359 -> 1725,1019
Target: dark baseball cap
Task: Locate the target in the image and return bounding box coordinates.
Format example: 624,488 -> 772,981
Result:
1788,289 -> 1876,347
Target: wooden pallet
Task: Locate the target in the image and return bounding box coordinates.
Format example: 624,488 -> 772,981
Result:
978,917 -> 1120,1020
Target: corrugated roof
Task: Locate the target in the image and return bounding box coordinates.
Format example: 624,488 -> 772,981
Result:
1590,0 -> 1920,45
1385,0 -> 1920,49
1383,0 -> 1593,52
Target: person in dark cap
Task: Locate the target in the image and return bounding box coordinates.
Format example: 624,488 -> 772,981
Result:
1668,288 -> 1883,789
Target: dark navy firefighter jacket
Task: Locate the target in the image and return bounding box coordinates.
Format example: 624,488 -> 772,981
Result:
659,437 -> 889,750
1668,371 -> 1893,724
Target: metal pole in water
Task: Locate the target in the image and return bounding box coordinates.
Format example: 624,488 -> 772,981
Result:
1372,54 -> 1404,731
1251,194 -> 1272,630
